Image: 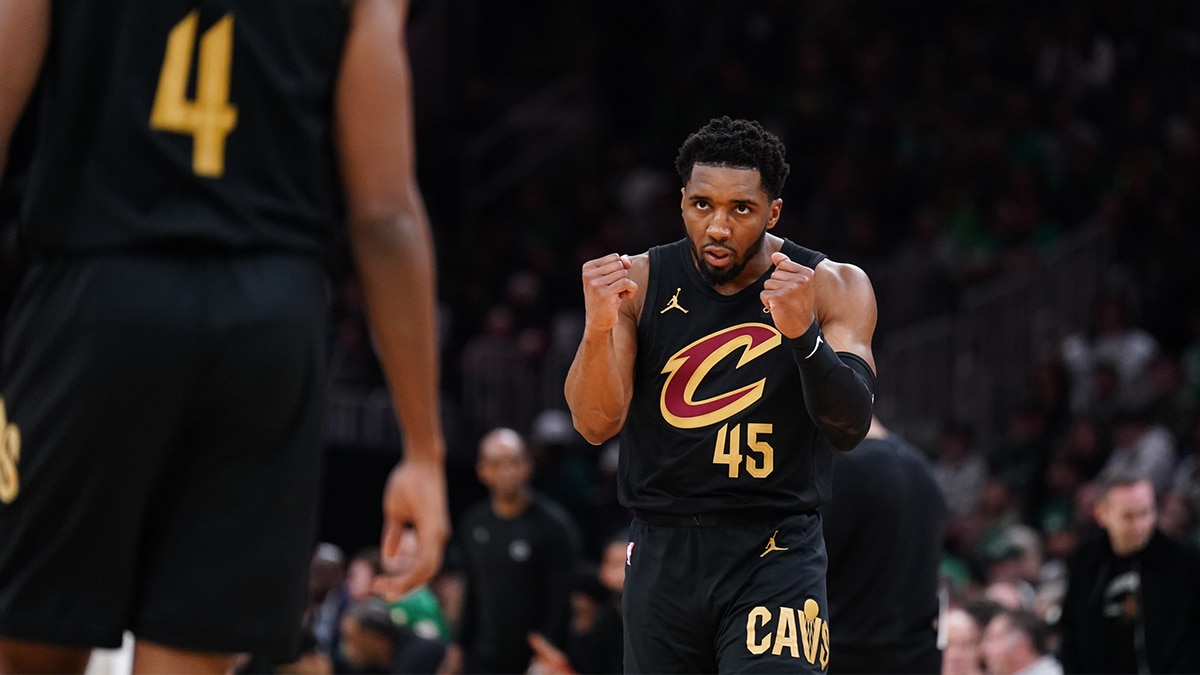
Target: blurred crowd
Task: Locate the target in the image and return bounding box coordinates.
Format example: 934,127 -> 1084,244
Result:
4,0 -> 1200,674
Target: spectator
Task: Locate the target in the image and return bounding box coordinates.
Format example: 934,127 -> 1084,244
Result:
1055,417 -> 1109,483
444,428 -> 582,674
1058,472 -> 1200,673
979,608 -> 1062,675
941,607 -> 985,675
1158,490 -> 1199,546
310,543 -> 350,662
968,476 -> 1025,575
1145,352 -> 1196,441
1168,414 -> 1200,534
934,424 -> 990,546
1098,407 -> 1177,499
1081,361 -> 1125,434
994,406 -> 1054,498
528,408 -> 596,544
335,598 -> 445,675
1060,291 -> 1160,416
982,581 -> 1036,614
565,531 -> 626,675
1182,309 -> 1200,408
980,524 -> 1044,592
528,531 -> 626,675
459,306 -> 538,439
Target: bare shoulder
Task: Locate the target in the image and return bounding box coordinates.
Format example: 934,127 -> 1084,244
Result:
814,258 -> 875,308
813,258 -> 877,365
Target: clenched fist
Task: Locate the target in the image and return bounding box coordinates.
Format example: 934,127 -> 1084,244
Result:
580,253 -> 637,333
760,251 -> 817,339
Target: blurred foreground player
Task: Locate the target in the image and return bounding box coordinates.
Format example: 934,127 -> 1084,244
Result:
0,0 -> 447,672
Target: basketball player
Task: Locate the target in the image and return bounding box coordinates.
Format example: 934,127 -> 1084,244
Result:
822,416 -> 946,674
565,116 -> 877,673
0,0 -> 447,672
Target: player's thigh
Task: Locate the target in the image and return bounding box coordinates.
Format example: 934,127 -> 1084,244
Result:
130,254 -> 329,659
622,520 -> 718,674
0,258 -> 199,648
716,514 -> 830,674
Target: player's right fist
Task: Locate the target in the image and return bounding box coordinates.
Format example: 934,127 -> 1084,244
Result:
580,253 -> 636,333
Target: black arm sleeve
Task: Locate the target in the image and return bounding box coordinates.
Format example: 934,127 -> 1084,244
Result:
789,322 -> 875,452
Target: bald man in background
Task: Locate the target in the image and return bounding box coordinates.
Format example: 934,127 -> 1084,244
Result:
442,428 -> 582,674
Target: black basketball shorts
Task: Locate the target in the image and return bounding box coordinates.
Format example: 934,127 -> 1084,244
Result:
623,511 -> 830,674
0,252 -> 329,658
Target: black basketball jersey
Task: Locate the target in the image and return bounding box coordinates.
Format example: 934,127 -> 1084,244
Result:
19,0 -> 346,255
619,237 -> 834,515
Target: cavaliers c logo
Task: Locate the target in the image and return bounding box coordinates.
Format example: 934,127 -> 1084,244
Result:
660,323 -> 781,429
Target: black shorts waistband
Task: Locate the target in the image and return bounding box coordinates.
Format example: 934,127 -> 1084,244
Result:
634,509 -> 794,527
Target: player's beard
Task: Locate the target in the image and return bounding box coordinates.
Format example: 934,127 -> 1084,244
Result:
691,225 -> 768,287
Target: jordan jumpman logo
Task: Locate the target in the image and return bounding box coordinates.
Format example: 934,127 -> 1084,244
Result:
660,288 -> 689,314
760,530 -> 789,557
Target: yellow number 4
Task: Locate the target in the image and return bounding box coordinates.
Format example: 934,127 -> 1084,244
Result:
713,423 -> 743,478
150,11 -> 238,178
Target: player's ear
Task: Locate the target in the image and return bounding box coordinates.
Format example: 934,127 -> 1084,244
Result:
767,198 -> 782,229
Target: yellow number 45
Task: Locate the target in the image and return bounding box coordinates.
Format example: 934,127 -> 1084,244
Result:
150,11 -> 238,178
713,423 -> 774,479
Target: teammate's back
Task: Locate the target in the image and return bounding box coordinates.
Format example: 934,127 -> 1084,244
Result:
20,0 -> 345,254
0,1 -> 449,673
822,416 -> 946,674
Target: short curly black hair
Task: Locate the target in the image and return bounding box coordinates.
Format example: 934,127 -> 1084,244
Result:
674,116 -> 790,201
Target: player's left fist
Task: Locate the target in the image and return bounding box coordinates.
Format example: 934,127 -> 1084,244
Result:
760,251 -> 817,339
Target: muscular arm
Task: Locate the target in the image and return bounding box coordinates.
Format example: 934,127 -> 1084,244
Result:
336,0 -> 447,594
563,253 -> 647,445
812,260 -> 877,372
765,254 -> 877,451
0,0 -> 49,181
801,260 -> 877,451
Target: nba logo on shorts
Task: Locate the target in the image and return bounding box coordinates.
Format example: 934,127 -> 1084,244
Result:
627,541 -> 634,565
